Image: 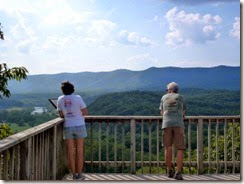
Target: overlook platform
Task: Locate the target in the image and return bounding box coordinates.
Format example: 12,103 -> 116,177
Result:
0,116 -> 240,181
63,173 -> 240,181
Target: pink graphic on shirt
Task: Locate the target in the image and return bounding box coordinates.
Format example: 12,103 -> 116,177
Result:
64,99 -> 72,108
64,99 -> 74,117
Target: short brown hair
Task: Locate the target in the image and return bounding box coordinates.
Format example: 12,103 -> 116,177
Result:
61,81 -> 75,95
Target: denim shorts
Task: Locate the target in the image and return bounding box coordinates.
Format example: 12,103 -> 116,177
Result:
63,125 -> 87,139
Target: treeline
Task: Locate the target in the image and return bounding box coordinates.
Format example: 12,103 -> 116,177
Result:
0,109 -> 58,132
0,89 -> 240,133
0,91 -> 102,110
88,89 -> 240,116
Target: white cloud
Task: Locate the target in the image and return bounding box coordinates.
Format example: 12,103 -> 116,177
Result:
88,20 -> 116,35
230,17 -> 240,39
80,19 -> 117,47
4,11 -> 38,54
42,35 -> 72,51
42,6 -> 93,26
165,7 -> 222,47
125,53 -> 159,70
16,38 -> 37,54
119,30 -> 155,47
9,12 -> 35,41
167,0 -> 238,5
1,0 -> 119,54
152,16 -> 158,22
0,0 -> 35,14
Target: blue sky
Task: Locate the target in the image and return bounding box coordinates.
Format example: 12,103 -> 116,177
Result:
0,0 -> 240,74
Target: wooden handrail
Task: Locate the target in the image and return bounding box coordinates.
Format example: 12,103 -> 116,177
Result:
0,118 -> 63,153
0,115 -> 240,180
84,115 -> 240,120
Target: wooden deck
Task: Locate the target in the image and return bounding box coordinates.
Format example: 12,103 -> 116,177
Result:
63,173 -> 241,181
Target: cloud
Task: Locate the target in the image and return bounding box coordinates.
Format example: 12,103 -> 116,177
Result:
165,7 -> 222,47
82,19 -> 117,47
119,30 -> 155,47
0,0 -> 35,14
152,16 -> 158,22
10,11 -> 35,38
230,17 -> 240,39
87,20 -> 116,36
42,5 -> 93,26
0,0 -> 119,54
42,35 -> 72,51
16,39 -> 37,53
4,11 -> 39,54
126,53 -> 159,69
166,0 -> 238,5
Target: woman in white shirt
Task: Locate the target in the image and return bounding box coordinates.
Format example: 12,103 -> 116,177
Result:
57,81 -> 88,180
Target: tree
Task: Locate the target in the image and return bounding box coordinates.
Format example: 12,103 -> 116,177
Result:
0,23 -> 3,40
0,23 -> 28,98
0,123 -> 13,139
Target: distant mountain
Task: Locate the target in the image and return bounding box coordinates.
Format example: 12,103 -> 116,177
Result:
8,65 -> 240,93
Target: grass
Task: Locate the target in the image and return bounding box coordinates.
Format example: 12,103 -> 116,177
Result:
9,123 -> 31,133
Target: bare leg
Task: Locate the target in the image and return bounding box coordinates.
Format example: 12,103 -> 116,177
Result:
76,138 -> 84,173
165,146 -> 172,171
177,149 -> 184,172
66,139 -> 76,174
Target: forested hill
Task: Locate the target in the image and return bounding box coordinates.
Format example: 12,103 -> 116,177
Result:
8,65 -> 240,94
88,89 -> 240,116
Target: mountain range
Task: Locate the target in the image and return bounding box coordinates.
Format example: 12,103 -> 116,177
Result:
8,65 -> 240,94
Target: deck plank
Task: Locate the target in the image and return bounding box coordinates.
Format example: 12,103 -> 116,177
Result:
63,173 -> 240,181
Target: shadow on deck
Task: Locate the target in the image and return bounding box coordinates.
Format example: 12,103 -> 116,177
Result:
63,173 -> 241,181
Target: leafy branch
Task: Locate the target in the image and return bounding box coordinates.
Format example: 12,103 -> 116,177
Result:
0,22 -> 28,98
0,23 -> 3,40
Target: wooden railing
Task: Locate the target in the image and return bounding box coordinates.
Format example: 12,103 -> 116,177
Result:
0,115 -> 240,180
84,116 -> 240,174
0,118 -> 68,180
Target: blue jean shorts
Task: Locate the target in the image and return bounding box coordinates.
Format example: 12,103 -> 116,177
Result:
63,125 -> 87,140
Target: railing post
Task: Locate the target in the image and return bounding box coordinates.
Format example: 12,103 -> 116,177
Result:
130,118 -> 136,174
52,125 -> 57,180
197,118 -> 204,174
19,138 -> 32,179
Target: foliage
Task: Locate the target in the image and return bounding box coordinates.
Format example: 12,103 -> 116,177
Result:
202,122 -> 240,173
0,108 -> 58,132
9,123 -> 32,133
0,92 -> 99,109
0,123 -> 13,139
0,23 -> 29,98
0,63 -> 29,98
0,23 -> 3,40
88,90 -> 240,116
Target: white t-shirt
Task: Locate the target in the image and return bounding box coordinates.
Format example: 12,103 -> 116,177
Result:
57,94 -> 87,127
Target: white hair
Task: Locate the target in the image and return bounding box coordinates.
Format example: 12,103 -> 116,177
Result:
167,82 -> 179,93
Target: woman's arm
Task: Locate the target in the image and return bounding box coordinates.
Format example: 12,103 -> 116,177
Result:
81,108 -> 88,116
58,110 -> 64,118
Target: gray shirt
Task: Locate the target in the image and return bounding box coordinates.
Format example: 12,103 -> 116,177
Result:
159,93 -> 186,129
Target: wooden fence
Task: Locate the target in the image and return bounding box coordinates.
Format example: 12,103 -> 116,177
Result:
0,115 -> 240,180
84,116 -> 240,174
0,118 -> 68,180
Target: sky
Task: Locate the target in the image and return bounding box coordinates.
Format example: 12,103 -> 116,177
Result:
0,0 -> 240,74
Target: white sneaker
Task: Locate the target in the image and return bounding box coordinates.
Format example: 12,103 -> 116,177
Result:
76,173 -> 85,180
